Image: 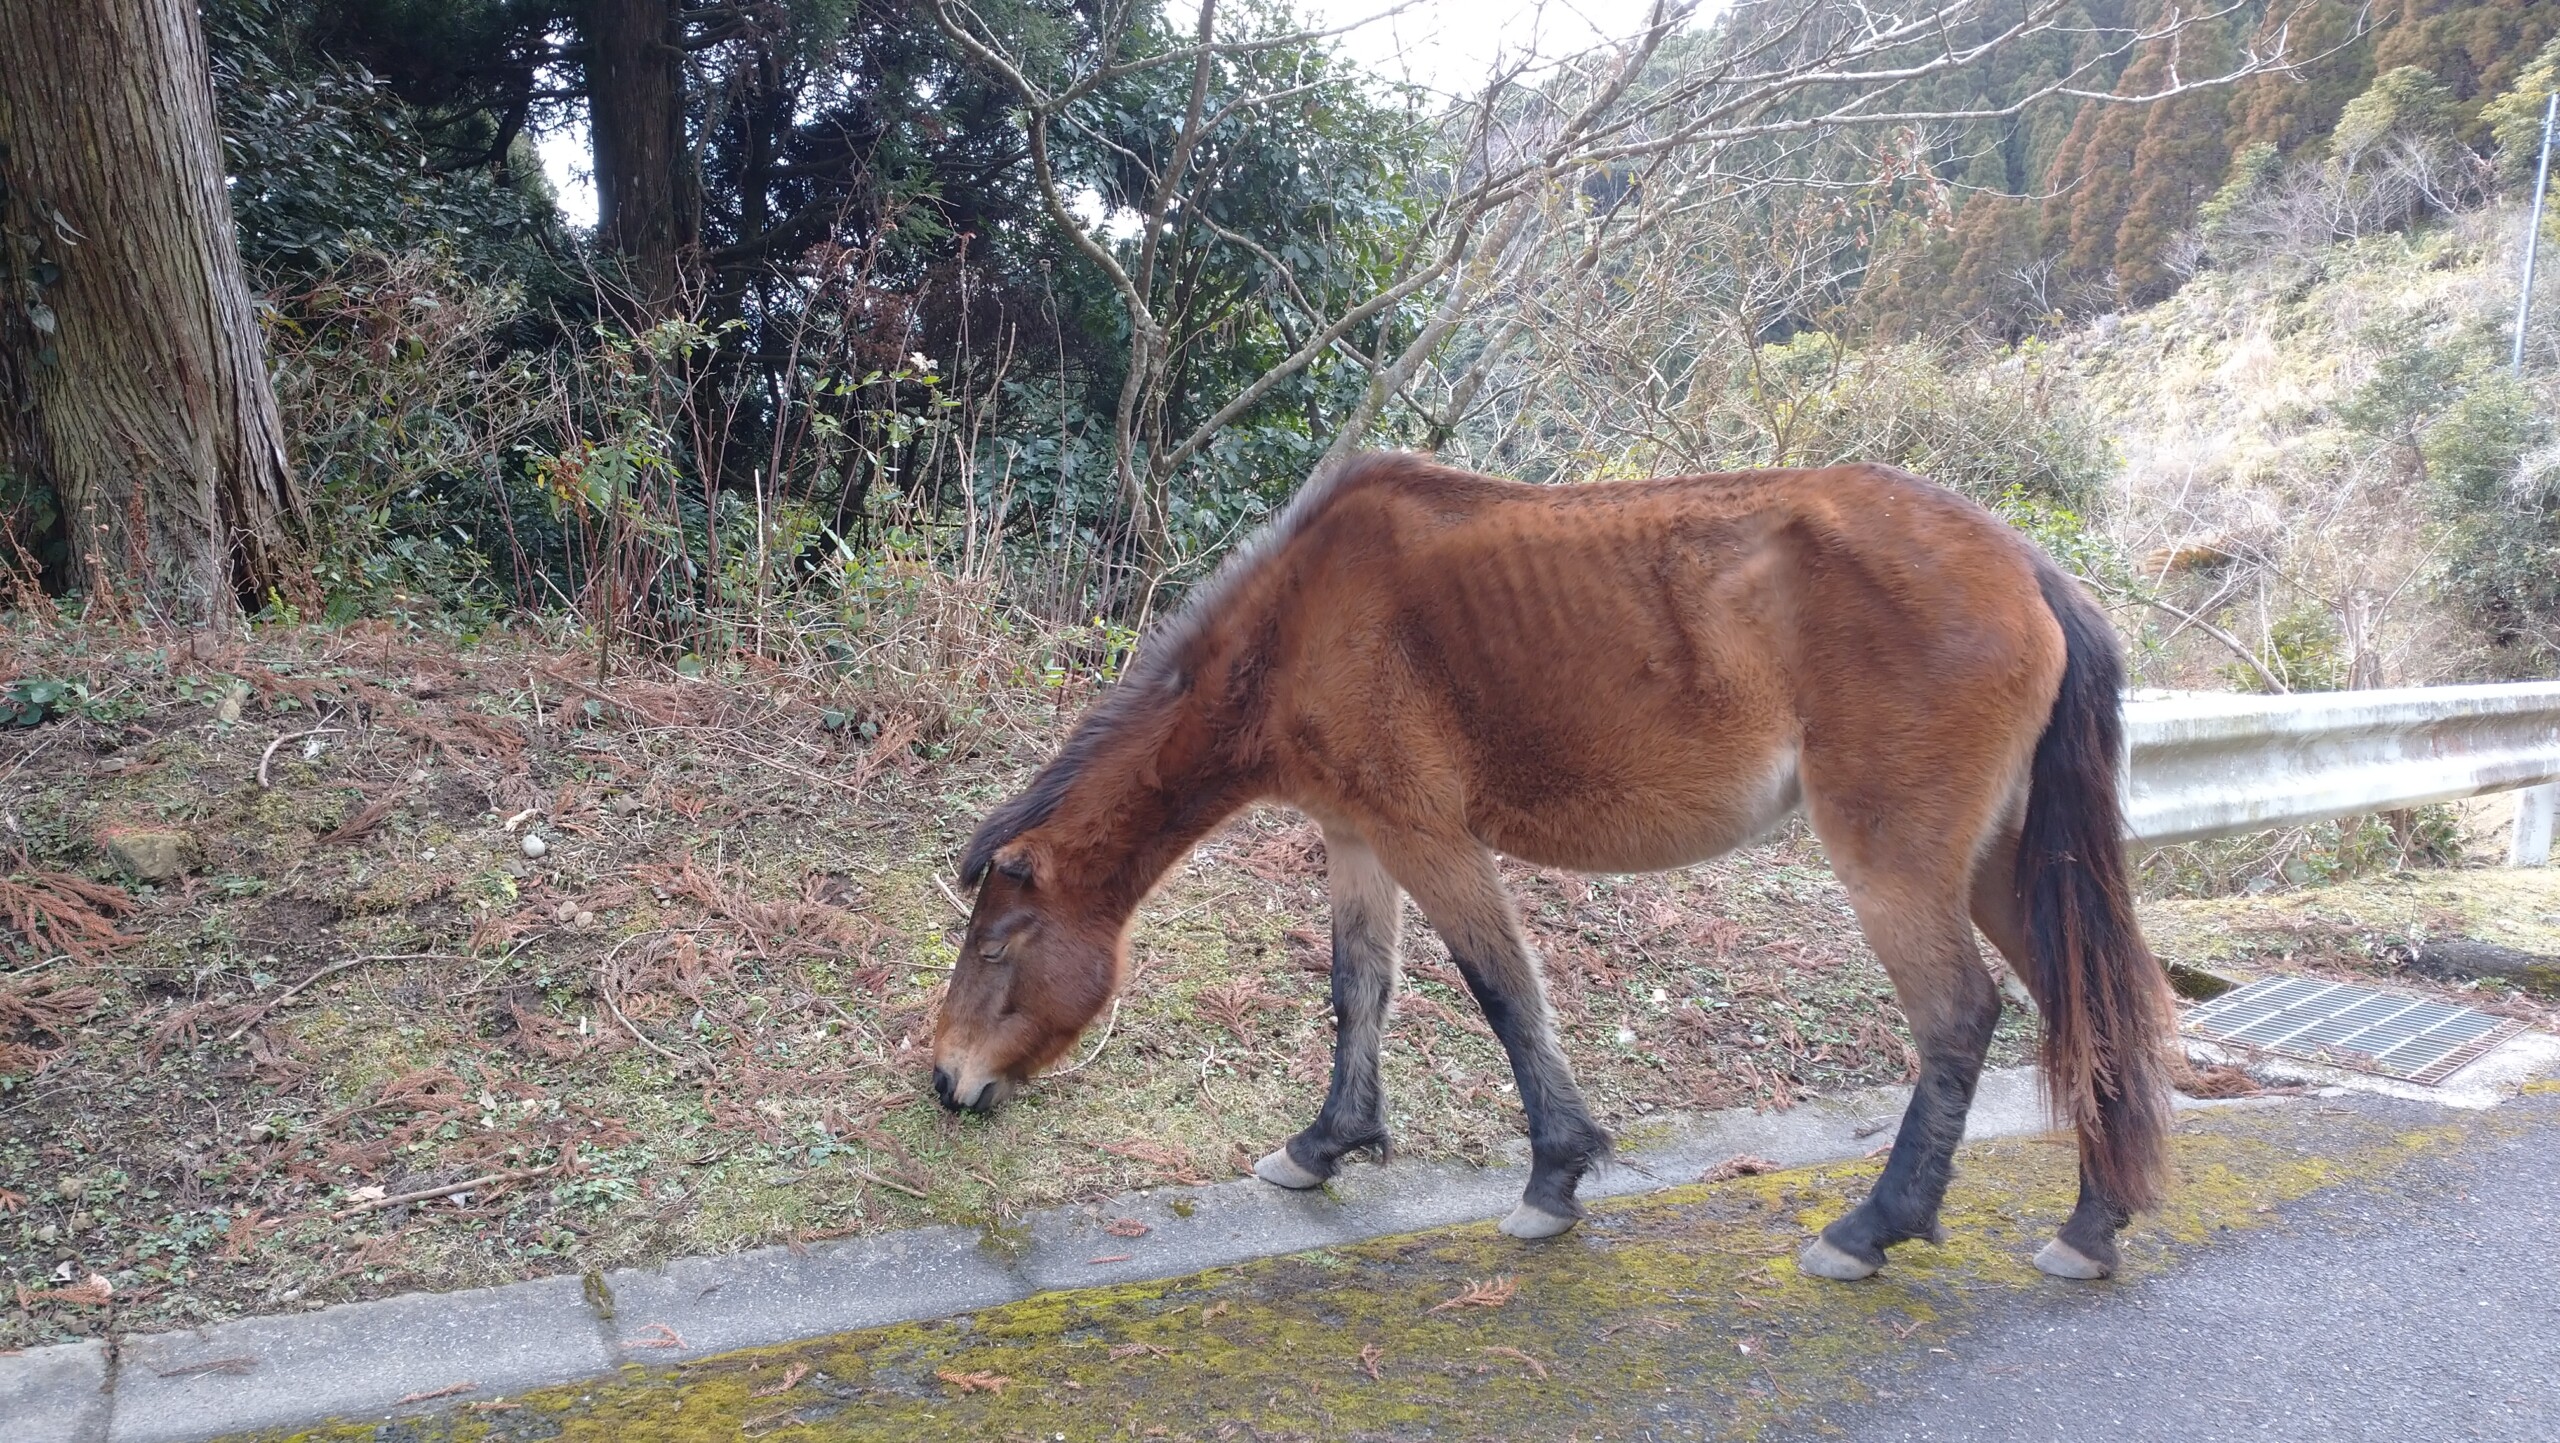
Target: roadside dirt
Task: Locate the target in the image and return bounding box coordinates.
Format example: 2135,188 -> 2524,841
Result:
1,621 -> 2006,1348
4,622 -> 2549,1350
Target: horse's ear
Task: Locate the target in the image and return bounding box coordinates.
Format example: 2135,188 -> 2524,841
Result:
960,820 -> 1038,890
959,817 -> 1012,887
992,844 -> 1036,886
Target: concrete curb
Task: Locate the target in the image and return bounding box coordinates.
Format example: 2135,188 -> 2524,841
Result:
3,1337 -> 109,1443
4,1048 -> 2544,1443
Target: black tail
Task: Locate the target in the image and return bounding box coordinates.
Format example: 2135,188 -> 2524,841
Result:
2016,560 -> 2177,1214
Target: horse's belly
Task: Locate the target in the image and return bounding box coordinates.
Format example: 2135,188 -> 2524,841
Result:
1476,743 -> 1800,874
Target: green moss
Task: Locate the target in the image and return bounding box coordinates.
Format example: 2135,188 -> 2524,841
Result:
975,1219 -> 1033,1264
222,1105 -> 2482,1443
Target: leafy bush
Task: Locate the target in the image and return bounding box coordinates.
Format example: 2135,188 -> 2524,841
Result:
2256,604 -> 2348,693
2482,40 -> 2560,191
2332,67 -> 2460,163
263,249 -> 549,628
207,0 -> 566,291
1783,339 -> 2115,513
2434,389 -> 2560,661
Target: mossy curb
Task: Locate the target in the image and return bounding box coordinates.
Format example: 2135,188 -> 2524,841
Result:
237,1102 -> 2486,1443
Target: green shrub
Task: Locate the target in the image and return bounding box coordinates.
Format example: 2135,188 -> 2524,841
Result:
1783,340 -> 2115,513
2436,410 -> 2560,662
2137,805 -> 2465,899
2482,40 -> 2560,191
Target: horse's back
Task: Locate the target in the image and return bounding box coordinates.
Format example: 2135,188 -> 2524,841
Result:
1260,457 -> 2066,871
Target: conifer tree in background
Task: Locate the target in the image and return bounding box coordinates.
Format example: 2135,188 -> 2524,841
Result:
2228,0 -> 2374,156
1945,191 -> 2045,334
582,0 -> 693,319
2483,39 -> 2560,188
1848,0 -> 2560,340
0,0 -> 304,622
2370,0 -> 2560,118
2113,16 -> 2237,302
2040,43 -> 2165,300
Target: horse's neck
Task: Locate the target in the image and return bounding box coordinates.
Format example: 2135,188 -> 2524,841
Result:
1064,653 -> 1262,922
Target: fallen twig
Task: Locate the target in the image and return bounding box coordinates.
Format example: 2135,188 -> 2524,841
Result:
621,1322 -> 688,1350
258,726 -> 342,789
1482,1345 -> 1548,1379
224,954 -> 458,1042
707,739 -> 864,796
396,1381 -> 477,1405
332,1166 -> 553,1220
845,1164 -> 930,1200
1428,1276 -> 1519,1313
598,934 -> 698,1070
155,1355 -> 256,1378
317,790 -> 404,845
932,873 -> 973,920
750,1362 -> 811,1398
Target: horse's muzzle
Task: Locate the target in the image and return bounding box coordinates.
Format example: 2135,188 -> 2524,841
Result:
931,1065 -> 1007,1114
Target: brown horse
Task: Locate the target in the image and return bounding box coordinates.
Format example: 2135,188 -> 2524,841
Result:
934,453 -> 2177,1281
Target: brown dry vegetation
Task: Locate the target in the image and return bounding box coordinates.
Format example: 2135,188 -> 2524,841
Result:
5,608 -> 2549,1353
0,614 -> 2020,1349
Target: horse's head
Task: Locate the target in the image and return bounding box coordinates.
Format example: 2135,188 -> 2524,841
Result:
931,836 -> 1122,1114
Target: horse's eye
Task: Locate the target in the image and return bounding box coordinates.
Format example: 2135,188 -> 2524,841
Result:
983,940 -> 1008,962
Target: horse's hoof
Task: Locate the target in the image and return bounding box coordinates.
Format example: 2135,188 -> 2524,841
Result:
2033,1238 -> 2113,1280
1796,1237 -> 1880,1281
1253,1147 -> 1326,1190
1498,1201 -> 1578,1239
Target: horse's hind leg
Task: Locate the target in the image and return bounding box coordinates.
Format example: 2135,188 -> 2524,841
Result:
1256,827 -> 1403,1190
1387,838 -> 1609,1239
1967,831 -> 2133,1280
1798,871 -> 2002,1281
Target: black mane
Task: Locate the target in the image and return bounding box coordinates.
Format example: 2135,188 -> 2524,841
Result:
956,454 -> 1406,885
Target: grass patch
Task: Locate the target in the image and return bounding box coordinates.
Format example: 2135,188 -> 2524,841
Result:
1,621 -> 1981,1348
6,617 -> 2539,1351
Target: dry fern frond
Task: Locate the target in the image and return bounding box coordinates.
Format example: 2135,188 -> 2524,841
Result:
1427,1275 -> 1519,1313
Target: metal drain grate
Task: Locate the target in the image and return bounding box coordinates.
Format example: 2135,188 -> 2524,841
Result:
2182,975 -> 2526,1085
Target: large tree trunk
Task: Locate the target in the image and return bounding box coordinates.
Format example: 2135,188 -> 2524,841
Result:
585,0 -> 695,318
0,0 -> 302,622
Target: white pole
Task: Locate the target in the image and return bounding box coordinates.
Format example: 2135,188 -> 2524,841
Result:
2514,782 -> 2557,867
2517,92 -> 2558,373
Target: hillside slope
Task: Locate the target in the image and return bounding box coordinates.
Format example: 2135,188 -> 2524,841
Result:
2044,206 -> 2550,690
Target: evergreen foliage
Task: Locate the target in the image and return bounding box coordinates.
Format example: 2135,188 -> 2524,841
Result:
1855,0 -> 2560,340
2481,38 -> 2560,186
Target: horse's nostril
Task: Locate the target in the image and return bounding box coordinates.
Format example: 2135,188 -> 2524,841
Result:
931,1067 -> 956,1108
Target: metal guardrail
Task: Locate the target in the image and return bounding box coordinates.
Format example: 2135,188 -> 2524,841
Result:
2123,682 -> 2560,865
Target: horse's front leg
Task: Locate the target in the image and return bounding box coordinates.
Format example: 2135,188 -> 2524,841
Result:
1395,840 -> 1611,1239
1256,828 -> 1403,1190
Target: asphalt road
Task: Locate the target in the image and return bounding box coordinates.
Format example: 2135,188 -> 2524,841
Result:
1811,1095 -> 2560,1443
